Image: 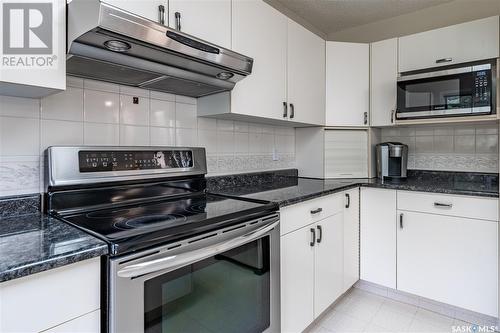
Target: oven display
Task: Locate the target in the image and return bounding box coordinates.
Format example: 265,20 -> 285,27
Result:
79,150 -> 193,172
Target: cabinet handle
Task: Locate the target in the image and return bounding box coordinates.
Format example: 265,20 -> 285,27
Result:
434,202 -> 453,208
436,58 -> 452,64
175,11 -> 182,31
391,110 -> 395,123
310,228 -> 316,247
399,213 -> 404,229
310,208 -> 323,215
282,102 -> 288,118
345,193 -> 350,208
158,5 -> 165,25
290,103 -> 295,119
316,225 -> 322,243
363,111 -> 368,125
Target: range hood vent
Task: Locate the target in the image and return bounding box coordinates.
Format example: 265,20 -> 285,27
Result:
67,0 -> 253,97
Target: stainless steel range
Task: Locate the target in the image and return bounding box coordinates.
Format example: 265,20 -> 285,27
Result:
45,146 -> 280,333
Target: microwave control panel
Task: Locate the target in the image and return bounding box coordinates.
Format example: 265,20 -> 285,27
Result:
473,70 -> 491,106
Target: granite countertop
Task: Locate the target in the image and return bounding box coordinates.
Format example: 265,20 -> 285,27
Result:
0,213 -> 108,283
208,169 -> 499,208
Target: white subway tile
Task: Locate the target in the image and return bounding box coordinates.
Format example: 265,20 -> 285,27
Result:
415,136 -> 433,153
454,126 -> 475,136
84,90 -> 119,124
119,85 -> 149,98
248,123 -> 263,134
0,117 -> 39,155
262,133 -> 274,153
41,120 -> 83,151
120,95 -> 149,126
197,129 -> 217,154
119,125 -> 149,146
41,87 -> 84,121
476,135 -> 498,154
249,133 -> 262,153
197,117 -> 217,130
151,127 -> 176,146
84,79 -> 119,93
475,124 -> 498,135
150,99 -> 175,127
0,96 -> 39,118
150,91 -> 175,102
234,132 -> 249,154
433,135 -> 453,153
216,119 -> 234,132
175,95 -> 197,105
84,123 -> 119,145
262,125 -> 275,134
217,131 -> 234,154
234,121 -> 249,133
454,135 -> 475,154
175,103 -> 197,128
176,128 -> 197,146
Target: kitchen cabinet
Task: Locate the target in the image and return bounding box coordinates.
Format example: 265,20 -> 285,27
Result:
280,193 -> 345,332
286,19 -> 326,125
44,310 -> 100,333
0,0 -> 66,98
399,16 -> 499,72
397,210 -> 498,317
105,0 -> 167,23
326,42 -> 369,127
370,38 -> 397,127
343,187 -> 360,292
168,0 -> 231,48
0,258 -> 100,333
229,0 -> 288,122
360,187 -> 396,288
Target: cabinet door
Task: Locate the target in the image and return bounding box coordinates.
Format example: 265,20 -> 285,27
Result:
314,214 -> 344,317
281,226 -> 315,333
43,310 -> 100,333
326,42 -> 369,126
168,0 -> 231,48
231,0 -> 287,121
105,0 -> 166,22
287,19 -> 325,125
360,188 -> 396,288
343,188 -> 360,292
397,210 -> 498,317
399,16 -> 499,72
324,130 -> 368,178
370,38 -> 397,127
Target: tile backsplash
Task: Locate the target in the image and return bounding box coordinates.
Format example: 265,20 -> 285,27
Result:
381,124 -> 499,173
0,76 -> 295,197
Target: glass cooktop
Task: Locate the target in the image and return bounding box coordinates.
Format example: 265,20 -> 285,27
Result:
59,193 -> 277,255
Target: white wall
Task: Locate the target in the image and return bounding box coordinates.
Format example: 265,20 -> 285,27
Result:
0,76 -> 296,197
381,124 -> 498,173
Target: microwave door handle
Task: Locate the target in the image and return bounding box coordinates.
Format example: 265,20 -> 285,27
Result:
117,220 -> 279,279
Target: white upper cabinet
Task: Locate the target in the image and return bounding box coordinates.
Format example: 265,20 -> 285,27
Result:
287,19 -> 326,125
370,38 -> 398,127
326,42 -> 370,127
0,0 -> 66,98
230,0 -> 288,121
399,16 -> 500,72
168,0 -> 231,48
105,0 -> 167,23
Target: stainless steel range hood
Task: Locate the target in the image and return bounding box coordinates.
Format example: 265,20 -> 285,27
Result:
67,0 -> 253,97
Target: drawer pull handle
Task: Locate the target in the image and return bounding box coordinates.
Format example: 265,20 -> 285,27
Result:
434,202 -> 453,208
345,193 -> 350,208
317,225 -> 322,243
310,228 -> 316,247
310,208 -> 323,215
436,58 -> 452,64
400,213 -> 404,229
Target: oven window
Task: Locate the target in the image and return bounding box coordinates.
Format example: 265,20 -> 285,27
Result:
144,237 -> 271,333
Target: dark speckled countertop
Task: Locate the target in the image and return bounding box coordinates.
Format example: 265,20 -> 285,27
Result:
0,212 -> 108,283
208,169 -> 499,207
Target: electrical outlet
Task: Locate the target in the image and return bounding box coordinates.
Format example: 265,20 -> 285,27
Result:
272,147 -> 278,161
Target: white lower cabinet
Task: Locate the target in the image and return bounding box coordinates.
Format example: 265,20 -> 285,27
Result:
360,188 -> 397,288
0,258 -> 100,333
397,210 -> 498,317
343,188 -> 360,292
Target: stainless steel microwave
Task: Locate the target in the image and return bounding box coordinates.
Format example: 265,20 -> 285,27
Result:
396,60 -> 496,120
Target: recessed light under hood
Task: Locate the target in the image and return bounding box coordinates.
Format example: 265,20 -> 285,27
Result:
67,0 -> 253,98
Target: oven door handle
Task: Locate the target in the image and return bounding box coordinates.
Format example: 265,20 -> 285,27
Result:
117,220 -> 279,279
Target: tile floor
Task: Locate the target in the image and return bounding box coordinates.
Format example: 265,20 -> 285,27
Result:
308,289 -> 473,333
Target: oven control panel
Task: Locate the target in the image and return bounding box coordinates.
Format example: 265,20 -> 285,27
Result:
79,150 -> 193,172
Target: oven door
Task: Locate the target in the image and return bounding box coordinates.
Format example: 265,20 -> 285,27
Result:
396,63 -> 494,119
109,214 -> 280,333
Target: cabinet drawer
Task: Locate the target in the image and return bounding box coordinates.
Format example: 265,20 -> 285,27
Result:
0,258 -> 100,333
397,191 -> 498,221
280,193 -> 343,235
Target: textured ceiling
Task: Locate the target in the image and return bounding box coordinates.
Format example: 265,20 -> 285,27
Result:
268,0 -> 454,35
